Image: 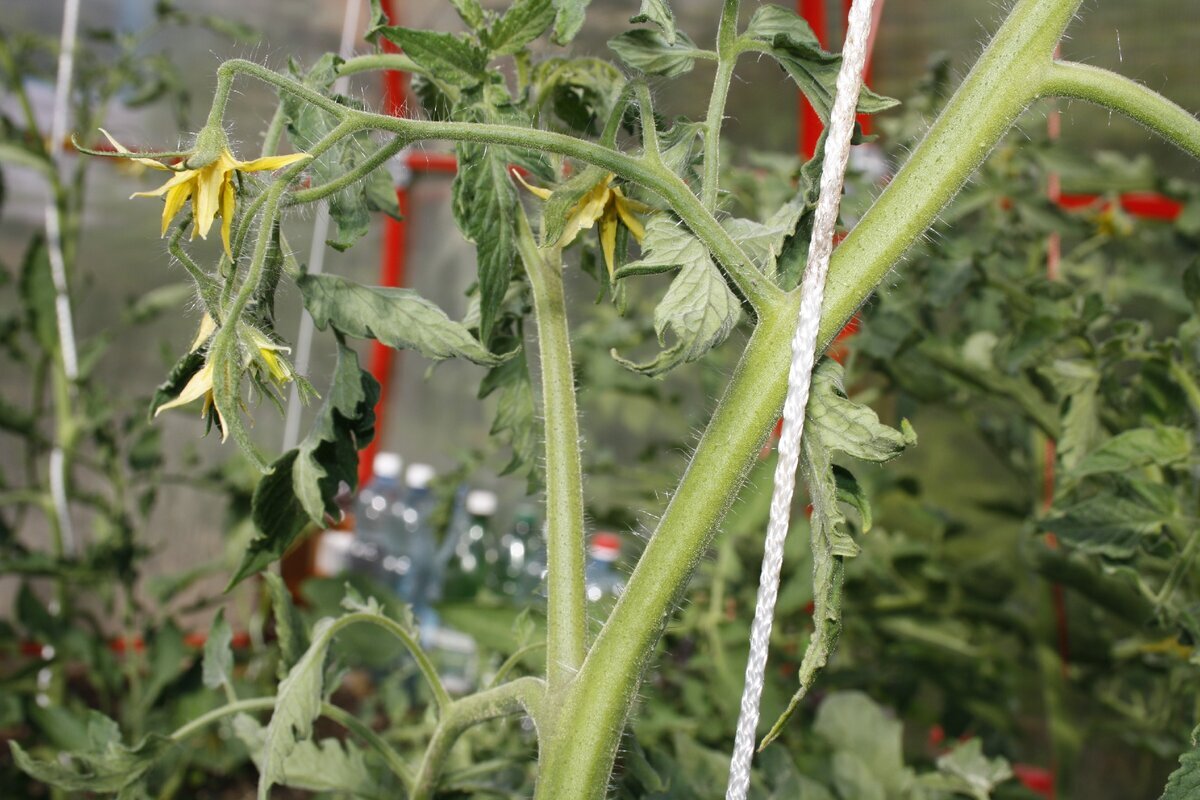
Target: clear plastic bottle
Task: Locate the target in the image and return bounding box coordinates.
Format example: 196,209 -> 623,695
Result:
348,452 -> 405,585
443,489 -> 498,601
500,504 -> 545,603
396,463 -> 437,617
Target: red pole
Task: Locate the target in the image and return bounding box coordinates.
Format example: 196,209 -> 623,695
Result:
798,0 -> 828,158
359,0 -> 410,488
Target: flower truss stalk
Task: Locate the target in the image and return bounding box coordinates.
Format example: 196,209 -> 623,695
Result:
515,211 -> 587,691
701,0 -> 742,212
410,677 -> 544,800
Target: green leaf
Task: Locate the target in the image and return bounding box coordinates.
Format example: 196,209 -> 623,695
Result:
122,282 -> 194,325
299,273 -> 510,366
551,0 -> 592,45
202,609 -> 233,691
232,338 -> 378,586
10,711 -> 170,794
612,216 -> 741,377
1072,426 -> 1191,479
608,29 -> 700,79
928,738 -> 1013,800
486,0 -> 555,55
257,616 -> 337,800
530,57 -> 625,136
1044,359 -> 1101,471
373,28 -> 487,86
745,5 -> 897,123
631,0 -> 676,45
265,572 -> 311,677
235,715 -> 388,800
480,343 -> 540,487
766,362 -> 914,743
448,0 -> 486,30
19,235 -> 56,356
1161,734 -> 1200,800
1043,478 -> 1177,559
721,195 -> 806,276
814,692 -> 913,796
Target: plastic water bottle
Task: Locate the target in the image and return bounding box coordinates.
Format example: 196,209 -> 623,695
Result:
397,463 -> 437,616
348,452 -> 405,584
499,504 -> 545,603
443,489 -> 498,601
584,532 -> 625,610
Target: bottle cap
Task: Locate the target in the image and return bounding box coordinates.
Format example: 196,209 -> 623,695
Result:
589,532 -> 621,562
406,462 -> 436,489
373,452 -> 402,479
466,490 -> 498,516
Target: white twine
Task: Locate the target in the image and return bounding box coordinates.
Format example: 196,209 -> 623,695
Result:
45,0 -> 82,555
283,0 -> 363,450
724,1 -> 876,796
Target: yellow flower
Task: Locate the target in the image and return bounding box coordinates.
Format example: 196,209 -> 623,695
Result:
516,171 -> 653,278
100,129 -> 309,258
155,314 -> 295,441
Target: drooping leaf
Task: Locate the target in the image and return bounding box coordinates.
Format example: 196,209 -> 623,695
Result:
148,349 -> 204,421
299,273 -> 511,366
765,362 -> 914,744
479,342 -> 540,488
551,0 -> 592,45
745,5 -> 897,124
10,711 -> 170,794
612,216 -> 741,377
486,0 -> 555,56
1161,733 -> 1200,800
235,715 -> 388,800
608,29 -> 700,79
1071,426 -> 1191,479
232,338 -> 378,586
202,609 -> 234,691
530,57 -> 625,136
631,0 -> 676,45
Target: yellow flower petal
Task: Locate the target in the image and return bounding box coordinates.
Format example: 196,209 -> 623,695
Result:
192,154 -> 233,241
155,360 -> 214,415
512,169 -> 554,200
189,314 -> 218,352
99,128 -> 171,171
220,176 -> 236,258
259,347 -> 292,384
161,181 -> 193,237
599,210 -> 618,278
236,152 -> 311,172
613,193 -> 646,244
131,167 -> 195,199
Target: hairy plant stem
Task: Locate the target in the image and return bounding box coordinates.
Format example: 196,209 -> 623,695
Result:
410,677 -> 544,800
515,211 -> 587,691
701,0 -> 741,212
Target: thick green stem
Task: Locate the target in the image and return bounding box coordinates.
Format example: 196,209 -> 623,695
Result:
410,677 -> 543,800
700,0 -> 741,211
515,212 -> 586,690
1038,61 -> 1200,161
534,1 -> 1085,795
338,53 -> 422,78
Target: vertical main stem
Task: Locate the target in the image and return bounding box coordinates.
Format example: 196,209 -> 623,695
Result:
516,214 -> 587,690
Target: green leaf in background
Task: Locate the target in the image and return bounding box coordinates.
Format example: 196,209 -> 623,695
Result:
233,338 -> 378,586
235,715 -> 389,800
608,29 -> 700,79
722,194 -> 806,276
448,0 -> 487,31
814,692 -> 915,799
612,216 -> 740,377
479,343 -> 540,488
485,0 -> 555,56
10,710 -> 170,795
745,5 -> 897,123
1044,359 -> 1101,471
1071,426 -> 1191,479
926,738 -> 1014,800
530,58 -> 625,136
18,235 -> 56,356
1043,478 -> 1178,559
552,0 -> 592,45
1161,732 -> 1200,800
202,609 -> 233,691
631,0 -> 676,45
299,273 -> 510,366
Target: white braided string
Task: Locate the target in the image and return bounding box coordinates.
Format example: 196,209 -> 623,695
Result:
725,1 -> 876,796
45,0 -> 82,555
